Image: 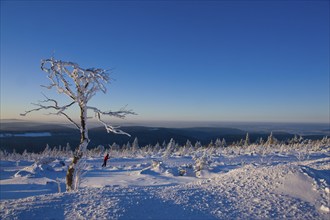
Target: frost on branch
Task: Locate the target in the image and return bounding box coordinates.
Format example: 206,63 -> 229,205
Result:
40,58 -> 109,103
21,95 -> 79,129
21,57 -> 135,191
21,57 -> 135,141
87,106 -> 133,137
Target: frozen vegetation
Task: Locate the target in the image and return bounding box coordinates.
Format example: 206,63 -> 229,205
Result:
0,136 -> 329,219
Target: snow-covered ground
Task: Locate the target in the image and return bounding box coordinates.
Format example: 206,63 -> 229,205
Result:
1,150 -> 329,219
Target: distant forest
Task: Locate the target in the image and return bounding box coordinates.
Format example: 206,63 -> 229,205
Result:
0,123 -> 326,153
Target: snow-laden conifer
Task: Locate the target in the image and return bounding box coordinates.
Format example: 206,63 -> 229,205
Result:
222,138 -> 227,147
132,137 -> 139,154
244,133 -> 250,146
163,138 -> 175,160
266,132 -> 277,146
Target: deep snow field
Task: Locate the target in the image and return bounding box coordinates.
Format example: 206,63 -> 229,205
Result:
1,148 -> 329,219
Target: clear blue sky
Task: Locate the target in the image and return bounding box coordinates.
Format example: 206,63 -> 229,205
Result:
1,0 -> 329,124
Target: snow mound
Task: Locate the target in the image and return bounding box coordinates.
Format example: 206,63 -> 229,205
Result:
140,160 -> 167,175
51,159 -> 66,168
139,160 -> 194,177
14,163 -> 54,178
195,169 -> 213,178
13,170 -> 35,178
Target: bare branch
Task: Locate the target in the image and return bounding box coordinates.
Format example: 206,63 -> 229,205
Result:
41,59 -> 77,100
87,105 -> 136,137
60,112 -> 80,130
87,105 -> 136,119
40,58 -> 112,104
41,83 -> 56,90
99,118 -> 131,137
21,97 -> 80,130
95,111 -> 131,137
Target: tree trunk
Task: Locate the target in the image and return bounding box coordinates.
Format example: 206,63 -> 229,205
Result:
66,105 -> 89,191
66,154 -> 81,191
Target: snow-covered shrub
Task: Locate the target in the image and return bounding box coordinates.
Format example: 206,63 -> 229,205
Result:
178,164 -> 194,176
295,150 -> 305,161
258,145 -> 269,164
265,132 -> 278,146
152,159 -> 162,168
193,151 -> 212,177
93,145 -> 105,157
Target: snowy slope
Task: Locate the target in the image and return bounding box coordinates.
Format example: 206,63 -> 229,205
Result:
1,153 -> 329,219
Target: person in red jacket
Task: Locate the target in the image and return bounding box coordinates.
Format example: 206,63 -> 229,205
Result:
102,153 -> 109,167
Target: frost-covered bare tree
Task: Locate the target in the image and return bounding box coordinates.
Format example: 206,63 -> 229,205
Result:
21,57 -> 135,191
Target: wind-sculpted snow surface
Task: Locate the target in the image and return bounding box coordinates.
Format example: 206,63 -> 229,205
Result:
1,155 -> 329,219
154,163 -> 328,219
0,187 -> 122,219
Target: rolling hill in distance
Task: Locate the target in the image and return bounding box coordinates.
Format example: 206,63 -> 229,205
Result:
0,120 -> 328,153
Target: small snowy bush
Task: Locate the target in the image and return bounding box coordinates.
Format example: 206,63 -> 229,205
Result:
193,151 -> 212,174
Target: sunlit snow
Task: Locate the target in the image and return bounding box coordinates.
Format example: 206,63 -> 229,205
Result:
1,140 -> 329,219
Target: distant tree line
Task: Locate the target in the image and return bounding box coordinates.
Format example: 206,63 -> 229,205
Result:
1,134 -> 329,161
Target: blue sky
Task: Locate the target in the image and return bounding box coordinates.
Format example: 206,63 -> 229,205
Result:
1,0 -> 329,124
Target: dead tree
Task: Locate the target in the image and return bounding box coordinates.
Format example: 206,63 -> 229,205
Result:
21,57 -> 135,191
